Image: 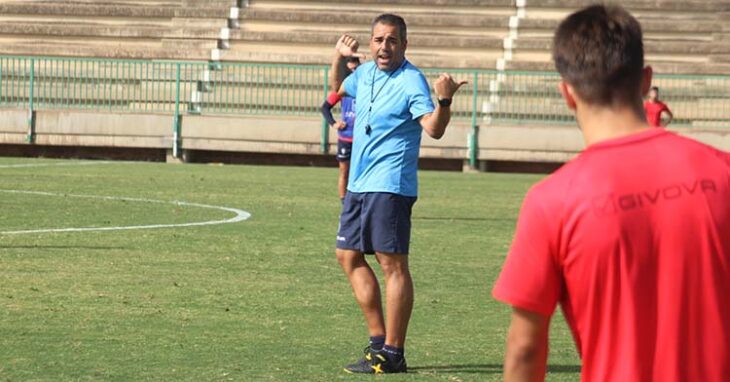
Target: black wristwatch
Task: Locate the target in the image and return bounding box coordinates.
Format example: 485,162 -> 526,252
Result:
438,97 -> 452,107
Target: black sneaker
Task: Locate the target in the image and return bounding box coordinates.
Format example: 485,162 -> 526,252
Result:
343,346 -> 375,374
343,347 -> 407,374
370,350 -> 407,374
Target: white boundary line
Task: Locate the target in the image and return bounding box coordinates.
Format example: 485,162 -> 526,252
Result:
0,189 -> 251,235
0,161 -> 112,169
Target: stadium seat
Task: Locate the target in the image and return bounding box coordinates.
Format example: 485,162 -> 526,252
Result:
0,0 -> 233,60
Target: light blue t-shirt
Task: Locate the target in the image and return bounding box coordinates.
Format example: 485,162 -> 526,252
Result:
343,59 -> 434,197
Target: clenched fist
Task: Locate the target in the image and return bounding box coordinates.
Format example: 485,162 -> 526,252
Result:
335,34 -> 365,59
433,73 -> 468,100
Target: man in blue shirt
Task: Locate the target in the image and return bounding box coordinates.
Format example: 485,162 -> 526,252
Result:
320,56 -> 360,200
331,14 -> 467,374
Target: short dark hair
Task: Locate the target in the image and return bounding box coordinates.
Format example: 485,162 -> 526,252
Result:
650,86 -> 659,92
345,56 -> 360,64
553,5 -> 644,106
371,13 -> 407,42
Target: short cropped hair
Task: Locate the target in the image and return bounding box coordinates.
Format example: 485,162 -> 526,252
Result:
650,86 -> 659,92
553,5 -> 644,106
372,13 -> 407,42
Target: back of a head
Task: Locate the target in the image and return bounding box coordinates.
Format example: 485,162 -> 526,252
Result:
553,5 -> 644,107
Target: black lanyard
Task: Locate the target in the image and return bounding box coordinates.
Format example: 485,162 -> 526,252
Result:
365,66 -> 396,135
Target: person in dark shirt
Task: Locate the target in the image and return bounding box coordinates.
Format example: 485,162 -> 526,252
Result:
321,56 -> 360,200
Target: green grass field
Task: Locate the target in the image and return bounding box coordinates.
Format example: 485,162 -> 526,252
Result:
0,158 -> 580,381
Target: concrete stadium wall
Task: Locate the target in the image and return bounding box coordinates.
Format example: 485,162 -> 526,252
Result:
183,115 -> 323,155
184,115 -> 471,159
34,111 -> 170,148
681,129 -> 730,151
1,109 -> 728,170
0,110 -> 29,144
479,125 -> 584,164
476,125 -> 730,166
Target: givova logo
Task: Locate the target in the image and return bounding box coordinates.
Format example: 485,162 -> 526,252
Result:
592,178 -> 718,216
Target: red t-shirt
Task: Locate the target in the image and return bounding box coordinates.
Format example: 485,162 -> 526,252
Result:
644,100 -> 670,127
493,128 -> 730,381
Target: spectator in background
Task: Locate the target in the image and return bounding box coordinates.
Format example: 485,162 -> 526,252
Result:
321,56 -> 360,201
644,86 -> 673,127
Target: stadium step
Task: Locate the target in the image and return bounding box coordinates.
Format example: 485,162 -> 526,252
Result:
0,21 -> 220,40
228,1 -> 517,68
519,16 -> 726,34
222,41 -> 503,69
504,0 -> 730,77
0,0 -> 232,18
229,29 -> 504,50
0,0 -> 234,60
504,59 -> 730,75
511,37 -> 730,55
0,41 -> 211,61
711,54 -> 730,63
240,7 -> 511,29
523,0 -> 730,13
247,0 -> 515,15
237,20 -> 509,38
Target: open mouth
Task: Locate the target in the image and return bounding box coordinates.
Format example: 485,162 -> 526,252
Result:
377,52 -> 392,66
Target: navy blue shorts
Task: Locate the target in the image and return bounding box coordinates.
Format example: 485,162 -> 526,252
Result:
336,140 -> 352,162
336,192 -> 417,255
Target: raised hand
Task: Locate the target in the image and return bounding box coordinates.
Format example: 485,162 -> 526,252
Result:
433,73 -> 468,100
335,34 -> 365,59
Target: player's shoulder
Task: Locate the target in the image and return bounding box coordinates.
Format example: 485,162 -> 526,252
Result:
665,130 -> 727,158
534,163 -> 574,193
400,60 -> 427,78
398,61 -> 430,94
522,160 -> 580,215
683,137 -> 730,168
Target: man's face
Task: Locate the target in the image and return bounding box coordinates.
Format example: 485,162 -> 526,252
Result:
648,89 -> 658,101
370,22 -> 407,72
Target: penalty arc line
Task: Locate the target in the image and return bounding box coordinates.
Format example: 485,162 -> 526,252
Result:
0,189 -> 252,235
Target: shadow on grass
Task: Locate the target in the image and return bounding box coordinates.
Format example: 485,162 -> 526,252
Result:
413,216 -> 516,223
410,363 -> 581,375
547,364 -> 582,373
410,363 -> 501,374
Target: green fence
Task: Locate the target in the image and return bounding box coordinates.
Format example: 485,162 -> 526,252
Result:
2,55 -> 729,161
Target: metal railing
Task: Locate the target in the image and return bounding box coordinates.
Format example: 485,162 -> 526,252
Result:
2,55 -> 729,163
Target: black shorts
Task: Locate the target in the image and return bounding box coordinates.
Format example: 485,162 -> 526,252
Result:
336,192 -> 417,255
336,140 -> 352,162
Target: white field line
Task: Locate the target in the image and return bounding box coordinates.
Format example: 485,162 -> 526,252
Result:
0,189 -> 251,235
0,161 -> 113,169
